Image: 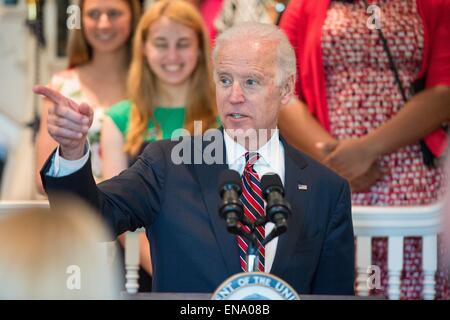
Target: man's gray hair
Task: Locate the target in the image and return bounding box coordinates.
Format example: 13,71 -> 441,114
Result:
212,22 -> 297,86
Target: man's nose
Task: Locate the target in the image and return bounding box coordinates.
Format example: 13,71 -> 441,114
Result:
229,82 -> 245,103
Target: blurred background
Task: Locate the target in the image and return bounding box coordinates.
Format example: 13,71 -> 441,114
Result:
0,0 -> 288,200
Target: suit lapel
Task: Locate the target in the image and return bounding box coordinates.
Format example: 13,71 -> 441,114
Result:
270,139 -> 310,276
192,131 -> 241,275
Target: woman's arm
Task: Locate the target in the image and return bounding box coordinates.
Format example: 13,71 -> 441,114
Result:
363,85 -> 450,158
278,97 -> 337,161
101,116 -> 128,180
35,98 -> 58,194
323,86 -> 450,180
278,97 -> 381,191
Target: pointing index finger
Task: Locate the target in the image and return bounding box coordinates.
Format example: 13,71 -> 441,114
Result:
33,85 -> 79,111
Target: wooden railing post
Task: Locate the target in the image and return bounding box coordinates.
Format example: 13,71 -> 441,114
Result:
356,236 -> 371,296
387,236 -> 403,300
352,204 -> 442,300
422,235 -> 437,300
125,231 -> 140,294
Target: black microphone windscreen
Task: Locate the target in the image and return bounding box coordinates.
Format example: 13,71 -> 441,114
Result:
261,173 -> 284,196
218,169 -> 242,193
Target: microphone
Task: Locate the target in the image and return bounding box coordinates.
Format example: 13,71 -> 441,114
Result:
218,170 -> 244,234
261,173 -> 291,242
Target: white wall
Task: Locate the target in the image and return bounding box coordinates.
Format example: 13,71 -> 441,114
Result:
0,2 -> 34,124
0,1 -> 45,200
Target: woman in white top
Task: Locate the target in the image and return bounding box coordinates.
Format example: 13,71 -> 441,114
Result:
35,0 -> 141,191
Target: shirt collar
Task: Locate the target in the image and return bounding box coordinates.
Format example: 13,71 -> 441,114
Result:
224,128 -> 281,167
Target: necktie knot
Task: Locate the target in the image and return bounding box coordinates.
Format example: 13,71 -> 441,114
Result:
244,152 -> 260,172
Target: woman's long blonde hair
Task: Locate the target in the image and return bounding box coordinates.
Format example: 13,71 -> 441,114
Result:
125,0 -> 218,157
67,0 -> 142,68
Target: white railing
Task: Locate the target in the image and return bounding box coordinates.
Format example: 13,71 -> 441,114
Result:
353,204 -> 442,300
124,229 -> 145,294
0,200 -> 50,216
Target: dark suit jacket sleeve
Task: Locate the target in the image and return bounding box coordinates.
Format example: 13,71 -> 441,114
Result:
311,180 -> 355,295
40,143 -> 167,236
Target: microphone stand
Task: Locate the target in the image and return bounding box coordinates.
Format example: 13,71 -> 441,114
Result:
220,204 -> 260,272
225,210 -> 288,273
246,234 -> 260,273
221,214 -> 261,273
245,208 -> 289,273
231,218 -> 261,273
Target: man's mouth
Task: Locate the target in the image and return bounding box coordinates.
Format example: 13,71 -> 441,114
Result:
229,113 -> 246,119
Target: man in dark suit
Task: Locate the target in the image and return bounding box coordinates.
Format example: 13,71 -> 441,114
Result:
35,22 -> 354,295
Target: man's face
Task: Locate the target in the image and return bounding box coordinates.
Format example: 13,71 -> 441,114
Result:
214,40 -> 291,136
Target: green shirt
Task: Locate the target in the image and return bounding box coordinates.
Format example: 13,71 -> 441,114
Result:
106,100 -> 186,141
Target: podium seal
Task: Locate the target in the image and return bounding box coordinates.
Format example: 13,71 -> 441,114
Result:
211,272 -> 300,300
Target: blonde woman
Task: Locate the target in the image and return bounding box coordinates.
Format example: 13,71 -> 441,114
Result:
36,0 -> 141,192
0,198 -> 120,299
101,0 -> 218,291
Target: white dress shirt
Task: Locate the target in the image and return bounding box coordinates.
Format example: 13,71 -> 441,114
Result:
49,129 -> 286,272
223,129 -> 285,272
48,144 -> 90,177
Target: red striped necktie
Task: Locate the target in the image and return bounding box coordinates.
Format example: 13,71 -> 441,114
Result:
237,152 -> 265,272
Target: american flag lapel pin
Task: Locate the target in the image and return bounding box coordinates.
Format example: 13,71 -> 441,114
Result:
298,184 -> 308,191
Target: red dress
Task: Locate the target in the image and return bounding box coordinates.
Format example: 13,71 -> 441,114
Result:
281,0 -> 450,299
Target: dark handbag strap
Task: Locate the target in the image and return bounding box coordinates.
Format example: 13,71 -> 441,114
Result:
363,0 -> 439,167
376,29 -> 409,103
363,0 -> 408,103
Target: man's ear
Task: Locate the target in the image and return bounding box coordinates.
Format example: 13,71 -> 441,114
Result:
280,75 -> 295,105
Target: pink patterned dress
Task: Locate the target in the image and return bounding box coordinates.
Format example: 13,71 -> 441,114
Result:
322,0 -> 448,299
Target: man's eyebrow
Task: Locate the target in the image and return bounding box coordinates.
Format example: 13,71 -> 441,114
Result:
215,71 -> 265,79
245,72 -> 265,79
216,70 -> 231,76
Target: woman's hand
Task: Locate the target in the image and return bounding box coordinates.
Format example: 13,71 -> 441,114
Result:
320,139 -> 378,181
349,162 -> 382,192
316,139 -> 381,191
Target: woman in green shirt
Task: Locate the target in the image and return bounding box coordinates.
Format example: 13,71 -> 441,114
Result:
105,100 -> 188,165
102,0 -> 217,172
100,0 -> 218,291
